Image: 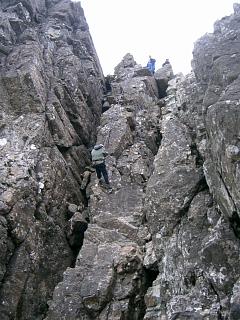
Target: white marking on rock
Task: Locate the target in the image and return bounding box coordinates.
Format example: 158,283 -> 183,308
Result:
0,138 -> 7,146
30,144 -> 37,150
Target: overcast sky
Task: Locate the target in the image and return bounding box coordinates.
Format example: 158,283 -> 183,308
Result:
77,0 -> 239,76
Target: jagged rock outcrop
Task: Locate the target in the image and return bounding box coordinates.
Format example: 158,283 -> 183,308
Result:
154,62 -> 174,98
144,4 -> 240,320
0,0 -> 104,319
47,4 -> 240,320
193,3 -> 240,221
46,54 -> 161,320
1,1 -> 240,320
144,73 -> 240,320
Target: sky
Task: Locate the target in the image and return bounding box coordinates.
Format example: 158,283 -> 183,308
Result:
75,0 -> 240,76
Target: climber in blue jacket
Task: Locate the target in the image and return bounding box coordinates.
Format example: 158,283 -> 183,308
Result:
147,55 -> 156,74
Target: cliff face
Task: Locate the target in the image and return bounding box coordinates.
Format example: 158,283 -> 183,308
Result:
45,53 -> 162,320
143,6 -> 240,318
145,5 -> 240,317
0,0 -> 104,319
1,1 -> 240,320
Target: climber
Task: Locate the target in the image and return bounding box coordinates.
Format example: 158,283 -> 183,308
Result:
91,144 -> 111,189
147,55 -> 156,74
162,58 -> 170,67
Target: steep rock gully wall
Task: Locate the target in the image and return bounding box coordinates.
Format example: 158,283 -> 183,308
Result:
1,1 -> 240,320
0,0 -> 104,319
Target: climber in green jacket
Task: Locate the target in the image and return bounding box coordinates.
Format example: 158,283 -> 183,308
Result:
91,144 -> 111,188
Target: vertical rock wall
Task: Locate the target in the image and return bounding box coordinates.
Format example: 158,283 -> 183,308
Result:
144,4 -> 240,320
46,5 -> 240,320
1,1 -> 240,320
0,1 -> 104,319
46,54 -> 162,320
193,3 -> 240,220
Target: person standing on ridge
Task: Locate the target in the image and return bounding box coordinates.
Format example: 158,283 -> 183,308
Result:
147,55 -> 156,74
162,58 -> 170,67
91,144 -> 111,189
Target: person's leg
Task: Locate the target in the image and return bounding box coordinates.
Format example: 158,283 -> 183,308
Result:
95,164 -> 102,180
100,163 -> 110,185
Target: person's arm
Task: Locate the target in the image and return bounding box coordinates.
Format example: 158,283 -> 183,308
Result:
102,148 -> 108,157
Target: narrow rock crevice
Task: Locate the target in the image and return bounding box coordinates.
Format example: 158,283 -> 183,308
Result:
208,279 -> 224,320
229,211 -> 240,239
157,80 -> 169,99
144,268 -> 159,288
177,175 -> 209,221
190,142 -> 204,167
65,199 -> 90,267
43,53 -> 163,320
217,169 -> 238,213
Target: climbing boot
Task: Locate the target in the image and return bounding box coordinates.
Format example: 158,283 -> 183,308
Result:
99,178 -> 104,186
104,183 -> 112,190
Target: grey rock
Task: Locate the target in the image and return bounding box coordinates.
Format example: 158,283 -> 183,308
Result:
114,52 -> 137,79
67,203 -> 79,215
1,1 -> 240,320
46,53 -> 161,319
133,67 -> 153,77
155,62 -> 174,97
67,212 -> 88,247
80,170 -> 91,190
0,0 -> 104,318
143,241 -> 158,270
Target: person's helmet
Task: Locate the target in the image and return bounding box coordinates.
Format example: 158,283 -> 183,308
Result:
94,144 -> 104,150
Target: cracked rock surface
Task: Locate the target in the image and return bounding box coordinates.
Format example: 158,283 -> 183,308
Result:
1,2 -> 240,320
46,53 -> 161,320
0,0 -> 103,319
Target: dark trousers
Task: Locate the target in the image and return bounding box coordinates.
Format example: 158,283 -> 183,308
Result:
95,163 -> 109,184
